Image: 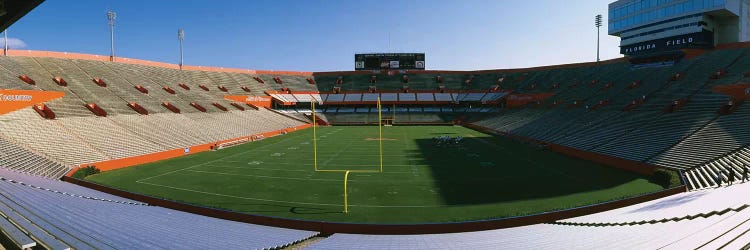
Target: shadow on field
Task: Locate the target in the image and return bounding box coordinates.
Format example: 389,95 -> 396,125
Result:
411,135 -> 649,206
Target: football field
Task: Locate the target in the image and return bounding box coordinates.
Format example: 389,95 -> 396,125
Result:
86,126 -> 667,223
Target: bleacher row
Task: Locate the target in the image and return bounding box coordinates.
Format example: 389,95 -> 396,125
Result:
0,55 -> 308,179
269,92 -> 506,103
0,168 -> 318,249
0,108 -> 303,178
311,181 -> 750,249
470,48 -> 750,190
684,146 -> 750,190
0,56 -> 315,118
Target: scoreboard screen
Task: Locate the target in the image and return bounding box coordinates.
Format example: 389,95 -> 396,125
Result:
355,53 -> 425,70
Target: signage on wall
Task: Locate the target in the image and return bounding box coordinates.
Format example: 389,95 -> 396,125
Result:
355,53 -> 426,70
620,30 -> 714,56
0,89 -> 65,115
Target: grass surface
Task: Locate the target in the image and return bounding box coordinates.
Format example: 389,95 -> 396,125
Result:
86,126 -> 666,223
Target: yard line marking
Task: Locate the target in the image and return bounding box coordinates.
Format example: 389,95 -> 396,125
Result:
209,162 -> 428,167
186,170 -> 341,182
203,166 -> 309,172
189,168 -> 421,175
136,133 -> 305,183
137,180 -> 463,208
321,136 -> 359,165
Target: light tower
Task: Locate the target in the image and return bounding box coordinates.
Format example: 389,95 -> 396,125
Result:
595,14 -> 602,62
107,10 -> 116,61
178,29 -> 184,69
3,29 -> 7,56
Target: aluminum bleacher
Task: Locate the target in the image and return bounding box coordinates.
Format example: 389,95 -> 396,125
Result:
380,93 -> 398,102
344,93 -> 363,102
325,94 -> 345,103
416,93 -> 435,102
0,168 -> 317,249
398,93 -> 416,101
310,181 -> 750,249
362,93 -> 379,101
434,93 -> 453,102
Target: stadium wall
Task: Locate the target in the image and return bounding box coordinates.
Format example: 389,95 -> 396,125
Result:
63,175 -> 685,234
65,124 -> 312,175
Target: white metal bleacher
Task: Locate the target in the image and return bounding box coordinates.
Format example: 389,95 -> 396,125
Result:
0,168 -> 318,249
310,181 -> 750,249
398,93 -> 416,101
434,93 -> 454,102
344,93 -> 363,102
362,93 -> 380,102
324,94 -> 345,103
292,93 -> 315,102
380,93 -> 398,102
416,93 -> 435,102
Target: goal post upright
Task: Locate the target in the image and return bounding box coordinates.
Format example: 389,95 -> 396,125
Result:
343,170 -> 351,213
312,100 -> 318,171
378,97 -> 383,173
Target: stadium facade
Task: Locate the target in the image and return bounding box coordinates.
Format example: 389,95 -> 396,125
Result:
609,0 -> 750,56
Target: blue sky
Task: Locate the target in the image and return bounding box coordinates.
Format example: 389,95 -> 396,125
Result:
9,0 -> 621,72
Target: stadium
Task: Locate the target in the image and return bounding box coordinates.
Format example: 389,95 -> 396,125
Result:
1,0 -> 750,249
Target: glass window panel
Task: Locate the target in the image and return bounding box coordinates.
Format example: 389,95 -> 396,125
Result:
694,0 -> 703,10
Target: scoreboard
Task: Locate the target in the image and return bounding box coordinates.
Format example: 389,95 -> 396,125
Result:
355,53 -> 425,70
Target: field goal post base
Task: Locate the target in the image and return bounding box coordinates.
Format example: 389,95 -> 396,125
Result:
312,98 -> 385,213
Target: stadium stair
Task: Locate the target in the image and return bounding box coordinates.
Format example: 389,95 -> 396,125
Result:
684,146 -> 750,190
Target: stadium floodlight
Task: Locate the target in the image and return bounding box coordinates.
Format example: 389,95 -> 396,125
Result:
107,10 -> 117,61
595,14 -> 603,62
3,29 -> 7,56
178,29 -> 184,69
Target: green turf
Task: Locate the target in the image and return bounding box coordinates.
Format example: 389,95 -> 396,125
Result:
86,126 -> 666,223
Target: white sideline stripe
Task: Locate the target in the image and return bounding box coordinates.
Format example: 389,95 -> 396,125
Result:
187,169 -> 425,178
187,170 -> 341,182
204,166 -> 309,172
212,162 -> 427,167
137,180 -> 458,208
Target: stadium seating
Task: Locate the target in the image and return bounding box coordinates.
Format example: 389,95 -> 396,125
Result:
472,48 -> 750,172
683,146 -> 750,190
0,168 -> 317,249
0,55 -> 306,178
311,181 -> 750,249
0,136 -> 68,178
4,45 -> 750,247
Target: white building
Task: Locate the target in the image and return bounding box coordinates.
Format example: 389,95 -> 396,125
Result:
609,0 -> 750,56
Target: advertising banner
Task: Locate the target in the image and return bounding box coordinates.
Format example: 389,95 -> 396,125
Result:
620,30 -> 714,56
355,53 -> 426,70
0,89 -> 65,115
